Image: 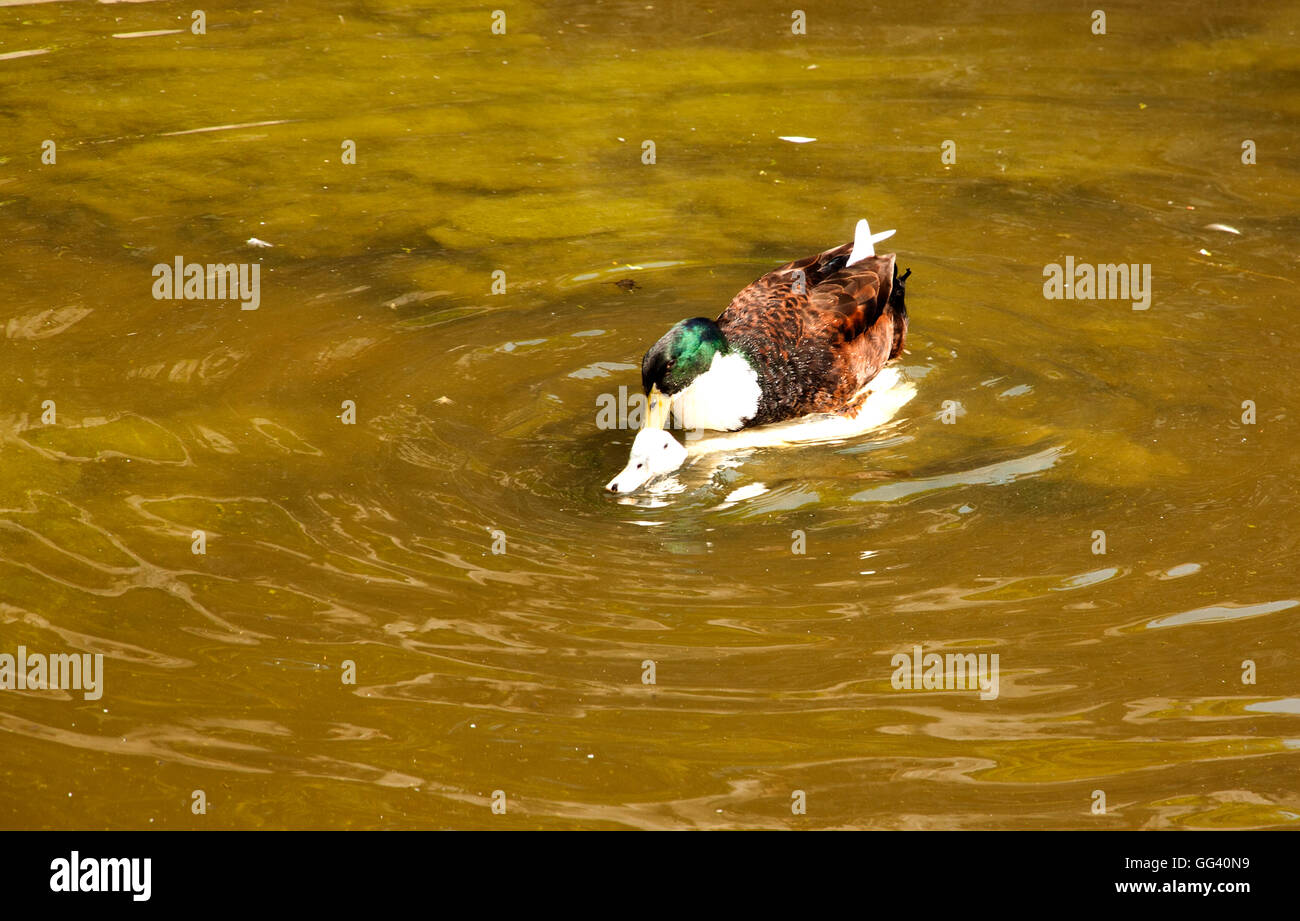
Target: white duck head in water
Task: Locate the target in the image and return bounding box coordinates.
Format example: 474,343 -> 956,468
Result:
605,427 -> 688,494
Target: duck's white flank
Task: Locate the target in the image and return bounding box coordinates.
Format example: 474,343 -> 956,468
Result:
608,366 -> 914,496
847,218 -> 896,266
671,351 -> 761,432
683,366 -> 915,456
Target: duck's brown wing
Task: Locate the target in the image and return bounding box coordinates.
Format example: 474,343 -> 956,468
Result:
800,251 -> 905,413
716,244 -> 907,424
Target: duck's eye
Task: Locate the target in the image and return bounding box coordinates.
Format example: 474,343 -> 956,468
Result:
636,462 -> 644,469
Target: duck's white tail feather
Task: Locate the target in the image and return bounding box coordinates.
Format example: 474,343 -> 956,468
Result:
847,218 -> 897,266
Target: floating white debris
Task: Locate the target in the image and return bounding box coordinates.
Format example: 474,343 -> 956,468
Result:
112,30 -> 184,40
247,237 -> 273,248
778,136 -> 817,144
1204,223 -> 1241,235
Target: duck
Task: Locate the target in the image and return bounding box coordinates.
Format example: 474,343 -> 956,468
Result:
607,219 -> 911,493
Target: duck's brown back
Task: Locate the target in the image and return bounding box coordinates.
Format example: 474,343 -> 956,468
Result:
716,243 -> 908,426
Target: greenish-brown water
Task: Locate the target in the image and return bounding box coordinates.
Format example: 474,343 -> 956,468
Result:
1,0 -> 1298,829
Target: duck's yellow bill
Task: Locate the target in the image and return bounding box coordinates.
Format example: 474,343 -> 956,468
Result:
644,387 -> 671,430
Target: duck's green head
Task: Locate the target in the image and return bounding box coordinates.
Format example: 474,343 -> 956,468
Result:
641,318 -> 729,429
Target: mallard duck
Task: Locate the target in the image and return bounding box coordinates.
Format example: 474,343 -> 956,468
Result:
607,219 -> 911,493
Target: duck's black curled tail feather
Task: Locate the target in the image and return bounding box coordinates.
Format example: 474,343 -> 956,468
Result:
888,265 -> 910,359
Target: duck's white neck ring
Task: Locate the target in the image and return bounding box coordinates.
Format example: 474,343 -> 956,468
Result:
670,351 -> 761,432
